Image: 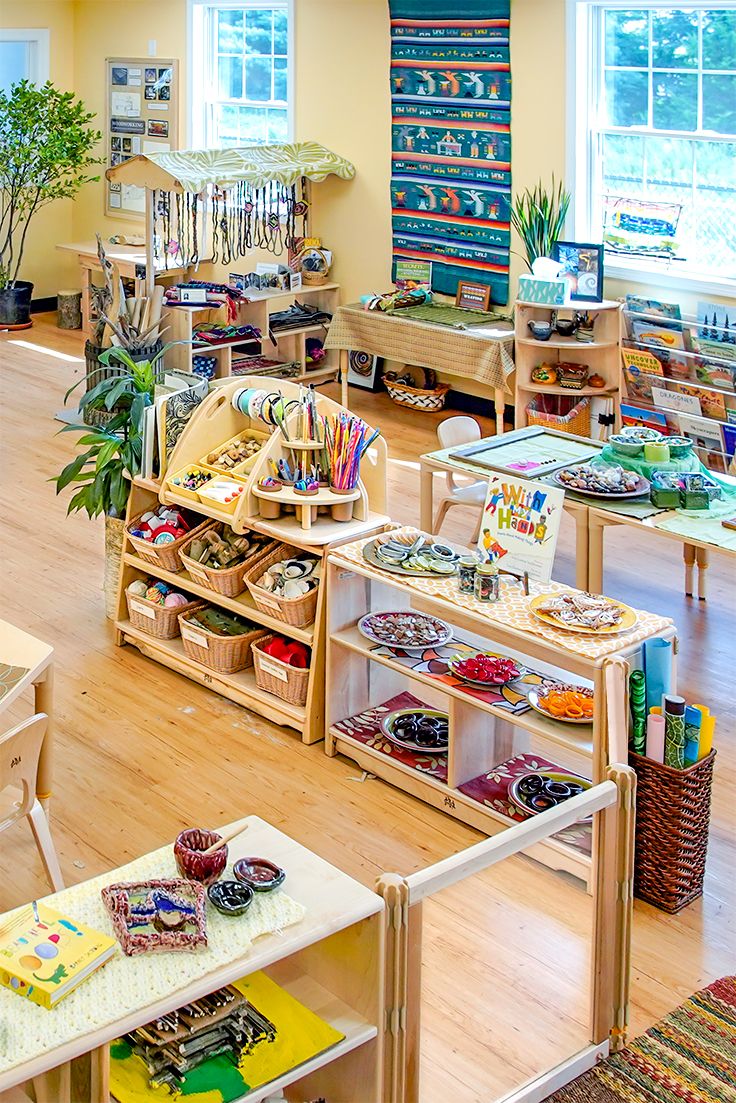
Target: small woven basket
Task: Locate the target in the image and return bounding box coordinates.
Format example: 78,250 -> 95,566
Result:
244,543 -> 319,628
126,511 -> 210,573
384,378 -> 450,412
178,609 -> 267,674
179,524 -> 271,599
252,634 -> 311,707
526,394 -> 591,438
630,749 -> 716,913
125,587 -> 201,640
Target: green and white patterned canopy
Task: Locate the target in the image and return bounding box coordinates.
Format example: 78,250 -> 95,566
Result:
137,141 -> 355,193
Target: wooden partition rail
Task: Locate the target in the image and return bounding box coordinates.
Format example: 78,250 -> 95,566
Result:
376,765 -> 636,1103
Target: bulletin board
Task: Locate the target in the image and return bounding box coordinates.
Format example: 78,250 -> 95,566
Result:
105,56 -> 179,219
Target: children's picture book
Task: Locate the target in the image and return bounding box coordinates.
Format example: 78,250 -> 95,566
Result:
695,357 -> 736,392
625,295 -> 682,324
477,475 -> 565,584
621,347 -> 664,401
721,422 -> 736,461
631,321 -> 693,380
678,414 -> 726,468
109,970 -> 345,1103
676,384 -> 727,422
620,403 -> 670,435
696,300 -> 736,347
395,259 -> 432,291
0,904 -> 116,1009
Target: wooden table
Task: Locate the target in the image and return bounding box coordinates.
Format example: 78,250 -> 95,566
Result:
56,241 -> 185,334
419,445 -> 592,590
0,619 -> 54,815
0,816 -> 384,1103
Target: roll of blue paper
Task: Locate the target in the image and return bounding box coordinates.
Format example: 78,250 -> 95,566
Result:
644,638 -> 672,713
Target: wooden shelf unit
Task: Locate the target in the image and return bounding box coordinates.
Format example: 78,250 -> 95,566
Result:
162,283 -> 341,386
514,299 -> 623,433
115,378 -> 389,744
324,533 -> 676,887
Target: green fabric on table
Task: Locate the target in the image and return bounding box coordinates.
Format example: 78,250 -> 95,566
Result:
539,475 -> 662,518
655,510 -> 736,550
394,303 -> 513,329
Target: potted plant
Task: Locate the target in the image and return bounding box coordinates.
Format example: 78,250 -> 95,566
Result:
0,80 -> 101,326
510,177 -> 571,271
54,345 -> 170,618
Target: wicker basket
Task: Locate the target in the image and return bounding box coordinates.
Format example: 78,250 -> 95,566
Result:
526,394 -> 591,438
126,511 -> 211,573
384,377 -> 450,412
179,524 -> 271,599
630,749 -> 716,913
244,543 -> 319,628
252,635 -> 311,706
126,587 -> 202,640
82,340 -> 162,427
178,609 -> 267,674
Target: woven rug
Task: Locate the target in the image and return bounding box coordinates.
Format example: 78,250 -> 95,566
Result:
546,976 -> 736,1102
388,0 -> 512,303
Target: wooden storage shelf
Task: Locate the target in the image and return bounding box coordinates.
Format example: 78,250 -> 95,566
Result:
515,336 -> 619,351
516,383 -> 619,397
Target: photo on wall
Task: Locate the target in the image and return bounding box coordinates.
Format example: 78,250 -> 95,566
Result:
551,241 -> 604,302
144,67 -> 157,83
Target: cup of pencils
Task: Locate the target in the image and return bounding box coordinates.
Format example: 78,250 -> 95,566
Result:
325,413 -> 381,520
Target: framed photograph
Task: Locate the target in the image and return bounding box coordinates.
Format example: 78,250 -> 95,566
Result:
144,67 -> 157,83
111,66 -> 128,86
144,84 -> 157,101
348,350 -> 382,391
158,85 -> 171,101
455,279 -> 491,312
122,137 -> 132,153
158,67 -> 172,83
147,119 -> 169,137
111,136 -> 122,151
551,241 -> 604,302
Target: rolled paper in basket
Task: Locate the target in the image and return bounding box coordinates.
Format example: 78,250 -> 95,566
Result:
684,705 -> 702,766
643,638 -> 672,713
629,669 -> 647,754
698,713 -> 715,759
663,694 -> 686,769
646,713 -> 665,763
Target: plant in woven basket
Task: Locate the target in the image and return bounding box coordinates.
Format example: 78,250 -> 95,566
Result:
510,177 -> 571,270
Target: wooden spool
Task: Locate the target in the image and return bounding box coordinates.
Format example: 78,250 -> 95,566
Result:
57,289 -> 83,330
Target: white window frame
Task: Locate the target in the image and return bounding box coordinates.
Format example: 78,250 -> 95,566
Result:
188,0 -> 294,150
567,0 -> 736,295
0,28 -> 50,88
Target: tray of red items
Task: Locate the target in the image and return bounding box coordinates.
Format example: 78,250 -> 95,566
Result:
252,634 -> 311,707
448,651 -> 520,687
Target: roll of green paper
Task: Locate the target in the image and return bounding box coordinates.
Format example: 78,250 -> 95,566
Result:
629,670 -> 647,754
663,694 -> 686,769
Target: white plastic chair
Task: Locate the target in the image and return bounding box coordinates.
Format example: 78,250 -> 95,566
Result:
433,416 -> 487,543
0,714 -> 64,892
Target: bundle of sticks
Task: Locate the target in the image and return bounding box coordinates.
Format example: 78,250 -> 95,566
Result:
92,234 -> 166,350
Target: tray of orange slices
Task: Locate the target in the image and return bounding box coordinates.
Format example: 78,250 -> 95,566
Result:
527,683 -> 594,725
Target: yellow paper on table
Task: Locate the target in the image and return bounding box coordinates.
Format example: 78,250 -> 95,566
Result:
110,970 -> 345,1103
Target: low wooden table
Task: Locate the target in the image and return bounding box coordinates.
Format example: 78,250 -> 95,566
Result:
0,619 -> 54,815
0,816 -> 384,1103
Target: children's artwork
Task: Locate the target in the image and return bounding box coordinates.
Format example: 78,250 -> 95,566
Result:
603,194 -> 682,259
621,347 -> 664,401
477,475 -> 565,584
111,91 -> 141,118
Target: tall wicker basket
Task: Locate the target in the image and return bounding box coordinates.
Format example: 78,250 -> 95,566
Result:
630,749 -> 716,913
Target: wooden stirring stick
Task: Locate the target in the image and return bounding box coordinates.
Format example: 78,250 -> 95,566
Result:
200,821 -> 249,856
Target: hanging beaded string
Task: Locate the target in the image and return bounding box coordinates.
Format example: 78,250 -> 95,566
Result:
243,184 -> 254,250
160,190 -> 173,270
220,188 -> 232,265
283,183 -> 297,252
211,188 -> 220,262
174,193 -> 184,268
190,192 -> 200,264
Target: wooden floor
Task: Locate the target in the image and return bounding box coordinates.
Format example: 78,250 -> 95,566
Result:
1,315 -> 734,1103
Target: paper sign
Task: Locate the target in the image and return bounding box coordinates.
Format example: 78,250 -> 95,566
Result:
129,600 -> 155,620
148,104 -> 169,112
477,475 -> 565,584
111,117 -> 145,134
395,259 -> 432,290
121,183 -> 146,213
651,385 -> 701,417
258,658 -> 288,682
109,192 -> 121,208
181,625 -> 209,649
111,91 -> 141,117
143,140 -> 170,153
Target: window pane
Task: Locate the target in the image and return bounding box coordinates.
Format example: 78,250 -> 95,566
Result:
217,9 -> 244,53
645,135 -> 693,186
653,71 -> 697,130
602,133 -> 645,193
703,74 -> 736,134
274,56 -> 287,102
604,10 -> 649,67
652,9 -> 698,69
693,141 -> 736,268
0,41 -> 30,94
216,104 -> 241,145
239,105 -> 269,143
218,54 -> 243,99
246,9 -> 273,56
246,55 -> 272,101
267,109 -> 288,142
273,9 -> 288,55
605,69 -> 648,126
702,10 -> 736,70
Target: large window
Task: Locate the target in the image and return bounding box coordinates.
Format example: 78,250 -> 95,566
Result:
0,29 -> 49,95
570,3 -> 736,286
190,0 -> 292,149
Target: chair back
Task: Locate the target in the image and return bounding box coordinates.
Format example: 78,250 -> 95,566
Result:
436,416 -> 482,492
0,714 -> 48,829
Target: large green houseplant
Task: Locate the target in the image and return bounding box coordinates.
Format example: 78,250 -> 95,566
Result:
55,345 -> 170,618
0,80 -> 101,325
510,177 -> 571,271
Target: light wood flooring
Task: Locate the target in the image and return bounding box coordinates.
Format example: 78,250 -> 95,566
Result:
1,315 -> 734,1102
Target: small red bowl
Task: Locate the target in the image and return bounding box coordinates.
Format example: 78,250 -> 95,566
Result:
174,828 -> 228,886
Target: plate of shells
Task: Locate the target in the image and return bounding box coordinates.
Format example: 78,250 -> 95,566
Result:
528,591 -> 637,634
255,554 -> 321,600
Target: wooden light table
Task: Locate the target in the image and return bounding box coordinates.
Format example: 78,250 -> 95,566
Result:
0,816 -> 385,1103
0,620 -> 54,815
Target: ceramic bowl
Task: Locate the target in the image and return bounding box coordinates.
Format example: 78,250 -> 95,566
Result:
555,319 -> 577,336
174,828 -> 228,886
233,857 -> 286,892
666,436 -> 694,458
609,434 -> 643,457
528,320 -> 553,341
207,879 -> 254,916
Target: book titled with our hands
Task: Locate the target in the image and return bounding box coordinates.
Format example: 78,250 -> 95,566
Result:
0,903 -> 116,1009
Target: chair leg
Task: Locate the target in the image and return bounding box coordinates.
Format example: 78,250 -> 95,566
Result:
432,498 -> 453,535
471,507 -> 483,546
27,800 -> 65,893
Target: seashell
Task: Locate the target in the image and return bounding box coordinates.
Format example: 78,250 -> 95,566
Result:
259,573 -> 276,592
268,562 -> 285,576
283,579 -> 309,598
284,562 -> 307,579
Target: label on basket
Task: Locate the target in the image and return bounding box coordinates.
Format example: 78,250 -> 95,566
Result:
129,599 -> 155,620
181,624 -> 209,649
255,593 -> 281,611
259,657 -> 289,682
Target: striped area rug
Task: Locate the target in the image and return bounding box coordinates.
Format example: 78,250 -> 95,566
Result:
547,976 -> 736,1102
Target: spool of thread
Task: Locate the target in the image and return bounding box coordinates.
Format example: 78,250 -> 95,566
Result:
684,706 -> 702,766
645,713 -> 665,763
629,669 -> 647,754
663,694 -> 686,769
698,714 -> 715,759
644,441 -> 670,463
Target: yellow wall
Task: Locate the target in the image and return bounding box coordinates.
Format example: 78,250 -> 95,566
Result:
1,0 -> 78,296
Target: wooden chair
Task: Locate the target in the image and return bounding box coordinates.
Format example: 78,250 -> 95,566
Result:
432,416 -> 487,542
0,714 -> 64,892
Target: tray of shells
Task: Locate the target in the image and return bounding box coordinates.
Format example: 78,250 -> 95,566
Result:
529,591 -> 637,634
552,463 -> 649,499
357,611 -> 453,651
244,544 -> 321,628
